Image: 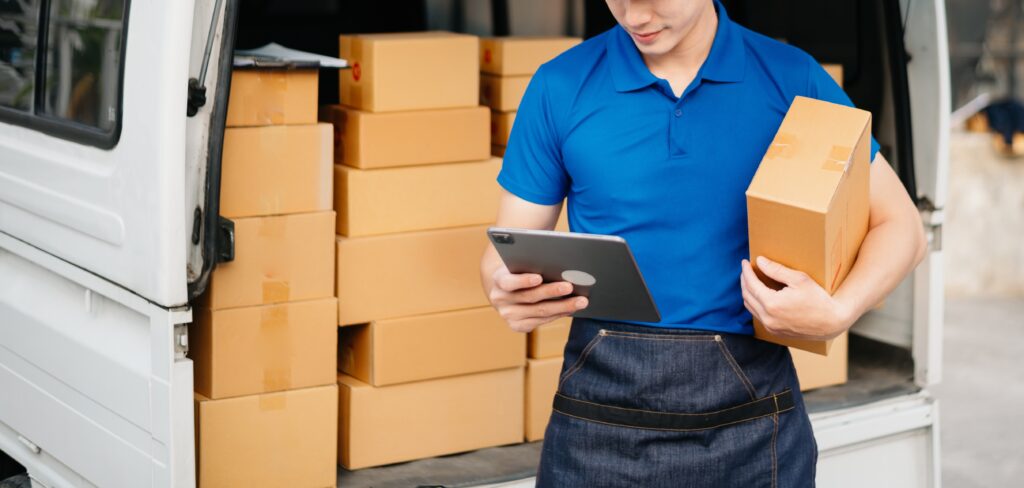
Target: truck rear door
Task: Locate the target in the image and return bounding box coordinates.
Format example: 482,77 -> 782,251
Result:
0,0 -> 222,486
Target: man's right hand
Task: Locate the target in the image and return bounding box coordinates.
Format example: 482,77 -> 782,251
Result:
487,266 -> 589,333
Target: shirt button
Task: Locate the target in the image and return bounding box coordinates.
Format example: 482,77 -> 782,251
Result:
674,109 -> 683,117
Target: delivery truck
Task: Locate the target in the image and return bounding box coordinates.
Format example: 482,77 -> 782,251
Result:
0,0 -> 948,486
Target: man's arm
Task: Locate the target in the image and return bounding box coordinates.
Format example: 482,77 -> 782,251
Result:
481,190 -> 589,332
740,153 -> 927,340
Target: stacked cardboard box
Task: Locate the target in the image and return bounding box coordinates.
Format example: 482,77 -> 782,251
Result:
192,67 -> 338,488
479,37 -> 581,157
329,31 -> 525,470
524,318 -> 570,442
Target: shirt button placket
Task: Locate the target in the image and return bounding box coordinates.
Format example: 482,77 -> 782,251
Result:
671,105 -> 685,157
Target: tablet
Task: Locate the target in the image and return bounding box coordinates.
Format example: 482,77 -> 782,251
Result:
487,227 -> 661,323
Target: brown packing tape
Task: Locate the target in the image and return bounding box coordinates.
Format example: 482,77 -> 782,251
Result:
259,392 -> 287,411
765,132 -> 798,159
262,281 -> 291,303
259,215 -> 291,303
261,306 -> 292,391
822,145 -> 854,172
265,72 -> 288,123
257,216 -> 286,237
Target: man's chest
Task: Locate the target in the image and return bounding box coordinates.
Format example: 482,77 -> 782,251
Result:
559,84 -> 787,211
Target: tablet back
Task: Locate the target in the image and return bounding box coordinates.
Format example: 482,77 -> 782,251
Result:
488,228 -> 660,323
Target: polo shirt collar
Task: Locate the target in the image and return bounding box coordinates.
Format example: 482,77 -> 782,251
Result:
608,0 -> 746,93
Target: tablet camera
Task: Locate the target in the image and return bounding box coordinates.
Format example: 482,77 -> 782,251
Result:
492,233 -> 514,245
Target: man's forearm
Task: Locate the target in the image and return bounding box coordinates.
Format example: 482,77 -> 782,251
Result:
833,213 -> 927,329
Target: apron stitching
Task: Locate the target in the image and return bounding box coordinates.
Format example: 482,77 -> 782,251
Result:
552,406 -> 794,433
554,390 -> 793,417
715,336 -> 759,400
558,332 -> 606,389
601,330 -> 718,341
771,401 -> 780,488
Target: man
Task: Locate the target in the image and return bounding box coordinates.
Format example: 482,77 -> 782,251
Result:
480,0 -> 926,486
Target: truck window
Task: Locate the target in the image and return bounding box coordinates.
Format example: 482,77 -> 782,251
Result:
41,0 -> 125,131
0,0 -> 41,112
0,0 -> 126,148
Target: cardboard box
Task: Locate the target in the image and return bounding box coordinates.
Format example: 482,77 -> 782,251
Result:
492,144 -> 505,157
792,332 -> 849,391
491,110 -> 515,146
528,317 -> 571,359
336,225 -> 490,325
195,385 -> 337,488
746,96 -> 871,355
322,105 -> 489,169
525,357 -> 562,441
335,158 -> 501,237
339,307 -> 525,386
338,368 -> 524,469
192,298 -> 337,399
822,63 -> 843,87
226,68 -> 318,127
480,74 -> 530,112
220,123 -> 333,218
205,211 -> 335,309
339,32 -> 479,112
480,37 -> 581,76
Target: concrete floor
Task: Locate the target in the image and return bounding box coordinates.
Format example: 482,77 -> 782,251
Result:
937,296 -> 1024,487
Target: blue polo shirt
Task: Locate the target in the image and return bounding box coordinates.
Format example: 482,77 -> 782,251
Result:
497,1 -> 879,335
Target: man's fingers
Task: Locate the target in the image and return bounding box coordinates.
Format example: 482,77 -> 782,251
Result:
502,296 -> 588,321
495,271 -> 543,292
515,281 -> 574,304
755,256 -> 806,287
741,259 -> 772,304
741,288 -> 766,321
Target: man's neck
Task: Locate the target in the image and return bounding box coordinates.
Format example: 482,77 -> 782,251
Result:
642,3 -> 719,96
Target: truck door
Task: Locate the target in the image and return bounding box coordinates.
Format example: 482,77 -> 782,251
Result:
0,0 -> 232,486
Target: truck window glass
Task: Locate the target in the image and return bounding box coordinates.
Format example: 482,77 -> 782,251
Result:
0,0 -> 41,111
42,0 -> 124,131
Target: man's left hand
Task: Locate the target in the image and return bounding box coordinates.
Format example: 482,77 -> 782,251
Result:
740,256 -> 851,341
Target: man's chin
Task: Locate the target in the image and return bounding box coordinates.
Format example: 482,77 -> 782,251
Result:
633,41 -> 673,57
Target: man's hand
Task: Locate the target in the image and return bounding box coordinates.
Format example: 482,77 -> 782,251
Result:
487,266 -> 588,333
740,256 -> 852,341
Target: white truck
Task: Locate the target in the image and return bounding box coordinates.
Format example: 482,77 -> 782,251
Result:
0,0 -> 948,486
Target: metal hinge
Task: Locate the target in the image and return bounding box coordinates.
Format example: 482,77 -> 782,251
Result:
920,206 -> 943,252
216,216 -> 235,263
174,323 -> 189,359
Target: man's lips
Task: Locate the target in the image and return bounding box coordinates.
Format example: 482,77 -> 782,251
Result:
631,29 -> 663,44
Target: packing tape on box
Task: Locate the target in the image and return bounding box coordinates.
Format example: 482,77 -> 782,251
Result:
259,392 -> 287,411
318,123 -> 333,209
765,132 -> 797,159
262,280 -> 291,303
261,305 -> 292,391
821,145 -> 854,172
257,215 -> 287,237
263,71 -> 288,123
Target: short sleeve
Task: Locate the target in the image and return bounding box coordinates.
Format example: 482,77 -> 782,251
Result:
806,62 -> 881,162
496,66 -> 570,205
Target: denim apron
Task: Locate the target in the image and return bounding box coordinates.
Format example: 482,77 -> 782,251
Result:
537,318 -> 818,487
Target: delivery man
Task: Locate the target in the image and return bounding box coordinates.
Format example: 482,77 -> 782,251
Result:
479,0 -> 927,486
